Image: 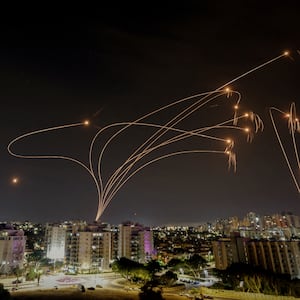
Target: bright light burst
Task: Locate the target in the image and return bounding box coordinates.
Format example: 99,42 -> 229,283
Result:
12,177 -> 19,184
8,52 -> 288,221
270,103 -> 300,193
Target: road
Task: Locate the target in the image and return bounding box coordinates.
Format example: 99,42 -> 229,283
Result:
1,272 -> 122,291
1,273 -> 238,299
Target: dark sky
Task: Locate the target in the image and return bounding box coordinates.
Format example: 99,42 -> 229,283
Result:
1,2 -> 300,225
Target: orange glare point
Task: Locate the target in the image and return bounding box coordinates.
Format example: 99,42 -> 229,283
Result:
283,51 -> 289,56
226,139 -> 231,144
244,127 -> 250,132
285,113 -> 290,118
12,177 -> 19,184
225,87 -> 230,92
84,120 -> 90,126
244,113 -> 249,117
234,105 -> 239,110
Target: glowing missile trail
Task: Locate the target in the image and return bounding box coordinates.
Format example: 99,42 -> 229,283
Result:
269,104 -> 300,193
102,149 -> 233,213
8,52 -> 288,221
98,91 -> 239,196
7,121 -> 102,205
94,53 -> 287,220
102,113 -> 254,203
96,52 -> 286,199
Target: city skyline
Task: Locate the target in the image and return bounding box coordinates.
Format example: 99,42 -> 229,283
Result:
1,3 -> 300,225
2,209 -> 299,227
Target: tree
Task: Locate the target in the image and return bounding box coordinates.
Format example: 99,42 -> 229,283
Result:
184,254 -> 207,279
167,258 -> 184,271
160,270 -> 178,287
244,274 -> 262,293
12,266 -> 23,287
112,257 -> 147,282
139,281 -> 165,300
132,267 -> 151,283
0,283 -> 11,300
35,263 -> 43,286
25,262 -> 43,285
145,260 -> 162,279
25,266 -> 37,281
214,263 -> 295,296
112,257 -> 131,280
214,263 -> 256,290
26,250 -> 44,264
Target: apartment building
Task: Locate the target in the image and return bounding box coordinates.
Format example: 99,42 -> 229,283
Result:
0,227 -> 26,273
213,233 -> 300,278
65,231 -> 112,272
118,223 -> 154,263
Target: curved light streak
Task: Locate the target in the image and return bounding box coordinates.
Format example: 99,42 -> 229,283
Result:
269,105 -> 300,193
97,51 -> 286,198
100,91 -> 240,198
95,52 -> 287,220
94,90 -> 225,190
8,52 -> 288,221
101,149 -> 233,214
8,122 -> 102,209
103,114 -> 251,202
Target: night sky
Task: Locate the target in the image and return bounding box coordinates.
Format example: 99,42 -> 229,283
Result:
1,2 -> 300,225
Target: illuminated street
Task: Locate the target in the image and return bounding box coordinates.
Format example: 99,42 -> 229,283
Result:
1,272 -> 121,291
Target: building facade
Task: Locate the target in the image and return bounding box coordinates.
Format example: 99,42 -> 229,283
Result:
247,240 -> 300,278
213,233 -> 300,278
118,223 -> 154,263
45,224 -> 66,261
65,231 -> 112,272
0,228 -> 26,273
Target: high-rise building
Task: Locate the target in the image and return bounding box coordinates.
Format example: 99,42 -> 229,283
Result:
212,233 -> 248,270
0,227 -> 26,273
65,231 -> 112,272
247,240 -> 300,278
282,212 -> 300,228
45,224 -> 66,261
118,223 -> 154,263
212,238 -> 232,270
245,212 -> 262,230
213,233 -> 300,279
139,229 -> 154,262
